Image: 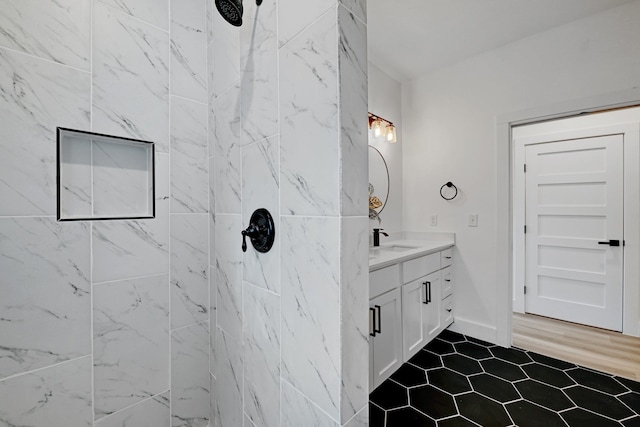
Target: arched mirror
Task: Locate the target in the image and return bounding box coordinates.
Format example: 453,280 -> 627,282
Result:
368,145 -> 389,222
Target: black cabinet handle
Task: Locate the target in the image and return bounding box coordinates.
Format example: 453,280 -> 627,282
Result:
375,305 -> 382,334
446,308 -> 452,313
423,281 -> 429,304
369,307 -> 376,337
428,282 -> 432,303
444,256 -> 452,259
445,279 -> 451,282
598,240 -> 620,247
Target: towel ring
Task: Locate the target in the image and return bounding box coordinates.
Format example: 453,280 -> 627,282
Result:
440,182 -> 458,200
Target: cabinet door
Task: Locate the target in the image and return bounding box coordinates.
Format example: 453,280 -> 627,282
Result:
370,288 -> 403,391
424,270 -> 442,342
402,278 -> 427,361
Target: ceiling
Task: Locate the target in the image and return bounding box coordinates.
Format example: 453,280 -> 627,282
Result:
367,0 -> 636,83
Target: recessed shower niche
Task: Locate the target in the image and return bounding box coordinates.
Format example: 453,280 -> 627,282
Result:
57,128 -> 155,221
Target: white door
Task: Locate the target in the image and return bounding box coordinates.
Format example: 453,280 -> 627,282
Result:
370,288 -> 403,390
525,134 -> 624,331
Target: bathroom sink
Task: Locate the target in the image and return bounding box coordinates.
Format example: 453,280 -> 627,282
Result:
380,244 -> 420,252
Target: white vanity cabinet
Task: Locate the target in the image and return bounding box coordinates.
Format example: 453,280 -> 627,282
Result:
370,245 -> 454,391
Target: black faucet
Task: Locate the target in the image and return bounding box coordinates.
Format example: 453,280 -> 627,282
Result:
373,228 -> 389,247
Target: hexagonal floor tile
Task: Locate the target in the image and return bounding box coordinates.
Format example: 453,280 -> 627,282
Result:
617,377 -> 640,394
514,379 -> 574,411
466,337 -> 494,348
567,367 -> 628,395
370,379 -> 408,410
425,339 -> 456,355
506,400 -> 567,427
481,359 -> 527,382
522,363 -> 575,388
391,364 -> 428,388
564,386 -> 634,420
490,346 -> 532,365
455,393 -> 512,427
454,342 -> 492,360
623,416 -> 640,427
619,392 -> 640,413
469,373 -> 520,403
410,385 -> 458,420
370,403 -> 385,427
442,354 -> 482,375
528,352 -> 575,370
410,350 -> 443,370
438,416 -> 480,427
561,408 -> 622,427
386,407 -> 436,426
437,330 -> 467,343
428,368 -> 472,395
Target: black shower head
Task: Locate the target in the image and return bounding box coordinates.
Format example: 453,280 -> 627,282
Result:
216,0 -> 244,27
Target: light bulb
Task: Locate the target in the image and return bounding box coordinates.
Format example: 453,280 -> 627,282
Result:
386,125 -> 397,143
372,119 -> 383,137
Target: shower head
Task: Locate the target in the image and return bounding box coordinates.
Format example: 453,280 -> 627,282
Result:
215,0 -> 262,27
215,0 -> 244,27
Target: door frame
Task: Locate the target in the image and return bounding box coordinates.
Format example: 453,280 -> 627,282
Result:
495,88 -> 640,347
513,124 -> 634,331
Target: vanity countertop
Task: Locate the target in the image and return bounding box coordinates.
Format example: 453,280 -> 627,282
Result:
369,239 -> 455,272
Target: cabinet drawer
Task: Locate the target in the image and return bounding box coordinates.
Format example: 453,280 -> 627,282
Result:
441,295 -> 454,326
441,248 -> 453,268
403,253 -> 440,284
370,264 -> 401,298
442,267 -> 453,299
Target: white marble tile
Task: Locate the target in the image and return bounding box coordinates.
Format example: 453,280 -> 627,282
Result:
98,0 -> 169,30
245,413 -> 256,427
93,139 -> 154,218
242,136 -> 280,293
213,329 -> 243,427
172,322 -> 210,427
212,85 -> 241,214
240,0 -> 278,144
340,0 -> 366,24
211,8 -> 240,97
206,0 -> 214,44
215,214 -> 242,340
279,11 -> 341,216
209,164 -> 216,262
340,217 -> 369,423
171,214 -> 209,329
342,404 -> 368,427
0,218 -> 90,379
281,380 -> 339,427
243,284 -> 280,427
171,0 -> 207,102
96,392 -> 170,427
93,3 -> 170,153
59,135 -> 93,218
93,274 -> 171,419
0,49 -> 90,216
0,0 -> 91,70
339,6 -> 368,217
171,96 -> 208,213
92,154 -> 169,283
281,216 -> 341,420
209,266 -> 217,376
278,0 -> 335,47
0,357 -> 92,426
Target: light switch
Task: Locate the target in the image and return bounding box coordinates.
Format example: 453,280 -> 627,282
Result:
468,214 -> 478,227
431,214 -> 438,226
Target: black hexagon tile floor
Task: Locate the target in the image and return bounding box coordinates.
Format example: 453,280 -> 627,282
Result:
370,329 -> 640,426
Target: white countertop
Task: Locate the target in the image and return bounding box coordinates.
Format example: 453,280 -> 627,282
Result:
369,238 -> 455,271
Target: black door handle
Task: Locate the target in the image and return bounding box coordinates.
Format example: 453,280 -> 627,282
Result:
423,281 -> 430,305
369,307 -> 376,337
375,305 -> 382,334
598,240 -> 620,247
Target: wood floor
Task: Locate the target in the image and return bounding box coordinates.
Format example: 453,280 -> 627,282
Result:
513,312 -> 640,381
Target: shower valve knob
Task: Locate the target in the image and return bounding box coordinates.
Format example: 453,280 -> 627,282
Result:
241,209 -> 275,253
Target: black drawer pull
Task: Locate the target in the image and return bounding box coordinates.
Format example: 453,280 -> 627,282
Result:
369,307 -> 376,337
444,256 -> 452,259
375,305 -> 382,334
422,281 -> 431,304
446,308 -> 452,313
445,279 -> 451,282
598,240 -> 620,247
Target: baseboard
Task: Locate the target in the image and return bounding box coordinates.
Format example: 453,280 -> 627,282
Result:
447,317 -> 498,345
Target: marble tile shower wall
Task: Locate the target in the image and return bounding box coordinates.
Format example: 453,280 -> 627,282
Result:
0,0 -> 210,426
209,1 -> 369,427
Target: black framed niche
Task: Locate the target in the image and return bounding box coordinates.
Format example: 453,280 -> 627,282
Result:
57,128 -> 155,221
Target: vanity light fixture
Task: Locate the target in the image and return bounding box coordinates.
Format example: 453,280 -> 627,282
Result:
368,112 -> 397,143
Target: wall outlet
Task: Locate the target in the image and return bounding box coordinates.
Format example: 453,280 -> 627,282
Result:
468,214 -> 478,227
431,214 -> 438,226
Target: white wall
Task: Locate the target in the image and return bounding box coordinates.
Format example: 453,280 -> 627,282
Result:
401,0 -> 640,343
368,63 -> 403,235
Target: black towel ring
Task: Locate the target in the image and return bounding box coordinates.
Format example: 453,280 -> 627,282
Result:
440,182 -> 458,200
